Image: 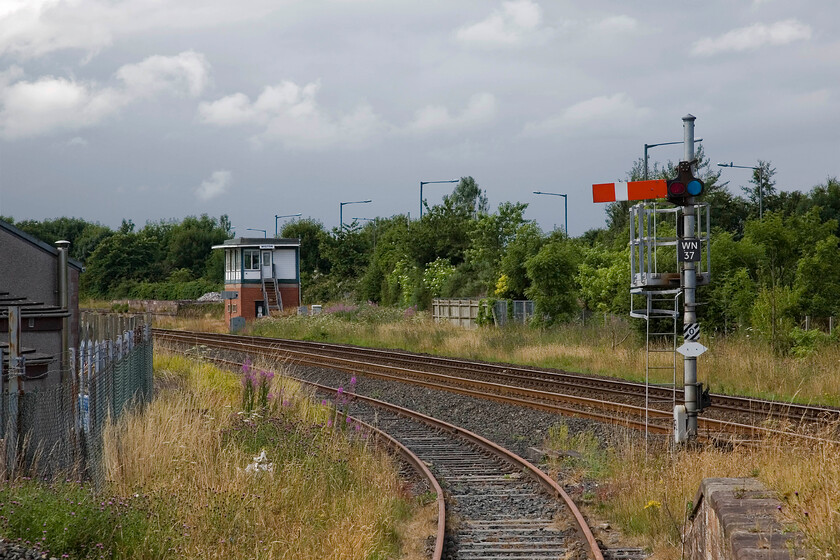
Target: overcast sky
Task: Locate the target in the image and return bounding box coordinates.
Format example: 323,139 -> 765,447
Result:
0,0 -> 837,236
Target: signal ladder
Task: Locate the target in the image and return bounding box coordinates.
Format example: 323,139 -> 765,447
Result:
631,288 -> 681,440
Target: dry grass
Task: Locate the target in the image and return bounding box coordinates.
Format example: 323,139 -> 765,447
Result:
544,423 -> 840,559
102,352 -> 425,559
155,311 -> 840,556
153,315 -> 229,333
242,313 -> 840,406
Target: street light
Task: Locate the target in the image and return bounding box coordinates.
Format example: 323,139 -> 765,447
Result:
718,162 -> 763,218
644,138 -> 703,180
246,228 -> 267,238
533,191 -> 568,234
274,213 -> 302,237
420,179 -> 458,219
339,200 -> 371,229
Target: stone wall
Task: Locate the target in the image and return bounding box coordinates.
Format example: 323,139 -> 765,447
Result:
685,478 -> 806,560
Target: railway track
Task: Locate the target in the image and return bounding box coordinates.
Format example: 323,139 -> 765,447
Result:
162,349 -> 645,560
153,329 -> 838,443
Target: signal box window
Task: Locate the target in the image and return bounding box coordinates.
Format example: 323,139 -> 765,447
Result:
244,249 -> 260,270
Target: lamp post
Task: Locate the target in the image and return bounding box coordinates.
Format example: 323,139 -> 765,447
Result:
644,138 -> 703,180
275,213 -> 302,237
718,162 -> 763,218
339,200 -> 371,229
533,191 -> 568,234
420,179 -> 458,219
246,228 -> 267,238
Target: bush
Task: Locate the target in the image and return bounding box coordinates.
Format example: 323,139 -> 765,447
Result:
789,327 -> 832,358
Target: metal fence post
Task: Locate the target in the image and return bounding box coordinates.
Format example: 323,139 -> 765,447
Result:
7,306 -> 21,476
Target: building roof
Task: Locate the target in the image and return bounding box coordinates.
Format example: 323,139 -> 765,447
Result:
212,237 -> 301,250
0,219 -> 85,271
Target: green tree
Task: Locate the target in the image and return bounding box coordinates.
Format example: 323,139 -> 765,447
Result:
794,235 -> 840,318
463,201 -> 529,295
80,232 -> 159,296
525,235 -> 581,323
165,215 -> 229,279
575,245 -> 629,316
441,176 -> 488,218
497,223 -> 544,299
742,160 -> 777,218
281,218 -> 330,276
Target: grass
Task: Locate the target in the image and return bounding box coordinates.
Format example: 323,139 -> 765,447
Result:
153,305 -> 840,556
544,422 -> 840,559
234,307 -> 840,407
0,351 -> 430,559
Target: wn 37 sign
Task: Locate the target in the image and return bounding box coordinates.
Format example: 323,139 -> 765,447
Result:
678,240 -> 701,262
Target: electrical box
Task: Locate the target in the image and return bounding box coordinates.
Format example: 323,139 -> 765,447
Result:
230,317 -> 246,334
674,405 -> 687,443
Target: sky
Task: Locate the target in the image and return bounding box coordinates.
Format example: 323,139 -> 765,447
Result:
0,0 -> 837,237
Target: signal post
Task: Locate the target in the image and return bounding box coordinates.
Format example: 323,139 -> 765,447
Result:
592,114 -> 710,443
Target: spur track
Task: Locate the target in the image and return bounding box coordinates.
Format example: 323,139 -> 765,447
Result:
159,346 -> 642,560
153,329 -> 838,443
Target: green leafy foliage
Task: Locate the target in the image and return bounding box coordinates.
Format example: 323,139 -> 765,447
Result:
525,235 -> 581,324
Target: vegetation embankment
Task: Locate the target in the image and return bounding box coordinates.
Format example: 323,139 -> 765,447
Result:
545,421 -> 839,559
0,352 -> 426,559
236,309 -> 838,558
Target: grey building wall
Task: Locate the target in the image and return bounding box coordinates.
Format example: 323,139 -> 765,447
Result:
0,220 -> 82,386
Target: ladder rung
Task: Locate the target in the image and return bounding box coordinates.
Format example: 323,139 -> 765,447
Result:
647,366 -> 675,370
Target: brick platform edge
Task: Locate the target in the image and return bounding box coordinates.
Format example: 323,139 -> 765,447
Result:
685,477 -> 807,560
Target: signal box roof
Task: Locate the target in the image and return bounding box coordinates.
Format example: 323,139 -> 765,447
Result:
212,237 -> 301,250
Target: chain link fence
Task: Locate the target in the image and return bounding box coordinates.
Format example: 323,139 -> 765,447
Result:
2,312 -> 153,484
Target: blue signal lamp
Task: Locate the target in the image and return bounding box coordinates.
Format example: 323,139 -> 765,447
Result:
686,179 -> 704,196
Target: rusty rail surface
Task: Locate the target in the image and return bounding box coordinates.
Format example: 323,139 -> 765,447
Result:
161,343 -> 605,560
153,329 -> 836,444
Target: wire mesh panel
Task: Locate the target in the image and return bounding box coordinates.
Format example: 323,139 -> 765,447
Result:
0,312 -> 155,482
18,384 -> 74,478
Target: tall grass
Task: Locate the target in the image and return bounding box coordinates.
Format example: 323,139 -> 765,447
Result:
0,351 -> 426,559
101,352 -> 416,559
544,423 -> 840,558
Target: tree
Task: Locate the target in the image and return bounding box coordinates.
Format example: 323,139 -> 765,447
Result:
794,235 -> 840,318
497,223 -> 544,299
525,235 -> 581,323
165,215 -> 229,279
463,202 -> 529,295
281,218 -> 331,277
801,176 -> 840,235
442,176 -> 488,218
11,216 -> 114,261
742,160 -> 776,218
81,232 -> 158,296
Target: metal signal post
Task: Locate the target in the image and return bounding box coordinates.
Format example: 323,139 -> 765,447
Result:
681,114 -> 700,439
592,114 -> 711,444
